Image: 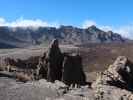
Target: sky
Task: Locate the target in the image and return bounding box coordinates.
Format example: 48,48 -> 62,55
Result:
0,0 -> 133,38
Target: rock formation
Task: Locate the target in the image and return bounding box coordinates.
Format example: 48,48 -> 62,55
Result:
92,56 -> 133,89
36,53 -> 47,79
45,39 -> 64,82
62,53 -> 86,86
92,56 -> 133,100
37,39 -> 86,86
1,39 -> 87,86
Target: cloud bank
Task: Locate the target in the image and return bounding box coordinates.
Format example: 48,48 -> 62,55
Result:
0,17 -> 59,27
82,20 -> 133,39
82,20 -> 97,28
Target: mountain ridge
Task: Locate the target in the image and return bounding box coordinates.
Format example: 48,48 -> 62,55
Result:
0,25 -> 128,48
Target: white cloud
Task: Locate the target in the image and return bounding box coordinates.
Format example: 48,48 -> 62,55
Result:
82,19 -> 133,39
99,25 -> 113,32
0,17 -> 6,26
114,25 -> 133,39
0,17 -> 133,39
100,25 -> 133,39
82,20 -> 97,28
0,17 -> 59,27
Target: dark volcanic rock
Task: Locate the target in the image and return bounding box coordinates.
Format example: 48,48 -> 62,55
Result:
62,53 -> 86,86
45,39 -> 64,82
38,39 -> 86,86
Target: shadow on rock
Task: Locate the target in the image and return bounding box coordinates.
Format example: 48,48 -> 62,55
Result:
38,39 -> 87,86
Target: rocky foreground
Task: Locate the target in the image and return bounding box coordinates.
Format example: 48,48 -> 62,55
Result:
0,56 -> 133,100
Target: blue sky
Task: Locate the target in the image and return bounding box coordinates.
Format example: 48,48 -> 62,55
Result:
0,0 -> 133,38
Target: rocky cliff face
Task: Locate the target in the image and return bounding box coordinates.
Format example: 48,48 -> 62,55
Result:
0,25 -> 126,48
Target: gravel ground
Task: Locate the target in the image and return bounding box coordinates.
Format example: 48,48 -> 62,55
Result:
0,77 -> 93,100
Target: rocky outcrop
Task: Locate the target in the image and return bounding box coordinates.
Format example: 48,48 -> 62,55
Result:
36,54 -> 47,79
45,39 -> 63,82
0,56 -> 40,81
62,53 -> 86,86
92,56 -> 133,100
92,56 -> 133,89
37,39 -> 86,86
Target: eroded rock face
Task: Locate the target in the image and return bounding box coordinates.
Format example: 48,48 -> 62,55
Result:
62,53 -> 86,86
45,39 -> 64,82
94,56 -> 133,88
36,53 -> 48,79
92,56 -> 133,100
38,39 -> 86,86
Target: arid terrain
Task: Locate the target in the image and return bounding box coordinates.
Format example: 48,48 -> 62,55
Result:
1,43 -> 133,82
0,0 -> 133,99
1,42 -> 133,100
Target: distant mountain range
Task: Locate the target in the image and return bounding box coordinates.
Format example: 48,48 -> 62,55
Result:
0,25 -> 129,48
